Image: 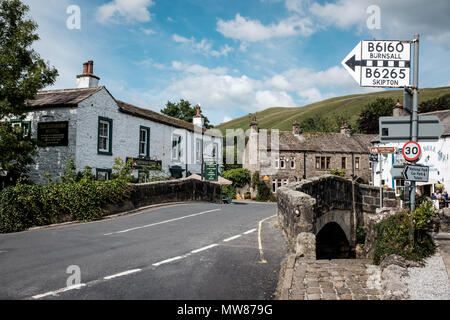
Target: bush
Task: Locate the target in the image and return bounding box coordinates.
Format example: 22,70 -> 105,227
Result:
356,225 -> 366,245
255,180 -> 277,202
329,169 -> 346,178
0,178 -> 130,233
222,168 -> 251,188
222,184 -> 236,199
373,205 -> 436,265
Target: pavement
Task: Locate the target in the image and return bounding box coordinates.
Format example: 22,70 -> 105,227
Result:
275,256 -> 382,300
436,232 -> 450,279
0,202 -> 287,300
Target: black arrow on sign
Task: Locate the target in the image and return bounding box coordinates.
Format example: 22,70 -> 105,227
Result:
344,55 -> 362,71
403,166 -> 410,180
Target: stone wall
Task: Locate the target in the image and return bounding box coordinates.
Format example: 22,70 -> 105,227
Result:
104,178 -> 222,215
276,174 -> 398,253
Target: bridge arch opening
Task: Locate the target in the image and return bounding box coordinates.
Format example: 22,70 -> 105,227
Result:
316,222 -> 353,260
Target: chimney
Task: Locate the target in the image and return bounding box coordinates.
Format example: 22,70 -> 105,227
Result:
193,105 -> 204,128
340,120 -> 353,137
76,60 -> 100,88
292,120 -> 300,135
393,99 -> 410,117
250,114 -> 258,134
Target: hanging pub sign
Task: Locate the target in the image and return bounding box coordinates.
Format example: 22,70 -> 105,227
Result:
37,121 -> 69,146
126,157 -> 162,170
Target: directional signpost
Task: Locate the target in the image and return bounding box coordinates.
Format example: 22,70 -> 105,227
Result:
342,40 -> 411,88
342,34 -> 435,211
403,165 -> 429,182
379,115 -> 444,142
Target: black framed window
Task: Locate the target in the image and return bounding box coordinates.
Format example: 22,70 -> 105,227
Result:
98,117 -> 112,155
96,168 -> 112,181
139,126 -> 150,157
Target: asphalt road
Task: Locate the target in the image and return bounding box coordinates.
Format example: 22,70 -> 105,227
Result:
0,201 -> 287,300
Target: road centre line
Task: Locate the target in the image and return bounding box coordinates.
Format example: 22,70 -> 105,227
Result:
31,218 -> 267,299
223,235 -> 241,242
103,269 -> 142,280
31,284 -> 86,299
103,208 -> 221,235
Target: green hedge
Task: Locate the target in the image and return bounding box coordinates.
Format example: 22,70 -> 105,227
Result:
0,179 -> 130,233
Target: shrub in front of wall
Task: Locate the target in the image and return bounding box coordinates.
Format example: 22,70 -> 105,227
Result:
0,178 -> 130,233
373,204 -> 436,265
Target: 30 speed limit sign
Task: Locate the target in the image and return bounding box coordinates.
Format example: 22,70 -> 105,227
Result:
402,141 -> 421,161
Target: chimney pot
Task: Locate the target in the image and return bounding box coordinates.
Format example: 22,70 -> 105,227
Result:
87,60 -> 93,74
83,62 -> 88,74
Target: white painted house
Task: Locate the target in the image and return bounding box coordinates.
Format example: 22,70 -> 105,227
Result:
372,106 -> 450,197
14,61 -> 222,184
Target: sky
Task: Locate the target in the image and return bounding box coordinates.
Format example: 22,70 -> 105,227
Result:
21,0 -> 450,125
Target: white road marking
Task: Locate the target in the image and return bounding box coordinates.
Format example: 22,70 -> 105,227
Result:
32,284 -> 86,299
223,235 -> 242,242
243,228 -> 257,235
104,208 -> 221,235
258,215 -> 276,264
152,255 -> 189,267
191,244 -> 218,254
103,269 -> 142,280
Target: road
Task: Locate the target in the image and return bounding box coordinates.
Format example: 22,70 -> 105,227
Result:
0,201 -> 287,300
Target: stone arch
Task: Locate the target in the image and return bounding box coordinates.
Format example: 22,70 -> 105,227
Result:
315,222 -> 352,259
314,209 -> 352,244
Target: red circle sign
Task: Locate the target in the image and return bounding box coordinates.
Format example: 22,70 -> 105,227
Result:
402,141 -> 421,161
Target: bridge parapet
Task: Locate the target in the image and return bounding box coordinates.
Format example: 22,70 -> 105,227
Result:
277,175 -> 398,255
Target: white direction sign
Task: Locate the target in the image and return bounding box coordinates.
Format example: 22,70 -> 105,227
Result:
403,165 -> 429,182
342,40 -> 411,88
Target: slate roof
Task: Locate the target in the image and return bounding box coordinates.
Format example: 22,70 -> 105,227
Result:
26,87 -> 103,108
265,131 -> 376,153
25,86 -> 220,136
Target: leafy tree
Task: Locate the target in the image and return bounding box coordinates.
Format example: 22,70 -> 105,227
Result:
161,99 -> 212,128
419,94 -> 450,113
0,0 -> 58,185
356,98 -> 395,134
222,168 -> 251,188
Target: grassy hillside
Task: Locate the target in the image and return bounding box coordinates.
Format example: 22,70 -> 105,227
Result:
217,86 -> 450,133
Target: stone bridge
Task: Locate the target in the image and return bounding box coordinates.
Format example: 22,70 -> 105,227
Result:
277,175 -> 398,259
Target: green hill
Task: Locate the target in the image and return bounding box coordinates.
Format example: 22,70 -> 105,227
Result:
216,86 -> 450,133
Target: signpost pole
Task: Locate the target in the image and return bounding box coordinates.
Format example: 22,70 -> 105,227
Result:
379,153 -> 383,208
410,34 -> 420,212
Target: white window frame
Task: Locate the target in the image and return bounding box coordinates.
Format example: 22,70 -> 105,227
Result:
139,127 -> 149,157
196,138 -> 203,164
99,120 -> 110,153
290,157 -> 295,169
172,134 -> 182,161
274,157 -> 279,169
280,157 -> 286,169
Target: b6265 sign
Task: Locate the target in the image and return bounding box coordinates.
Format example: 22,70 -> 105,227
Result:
361,40 -> 411,88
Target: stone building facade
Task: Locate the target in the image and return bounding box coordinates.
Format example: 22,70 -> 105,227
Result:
9,61 -> 222,184
243,116 -> 376,193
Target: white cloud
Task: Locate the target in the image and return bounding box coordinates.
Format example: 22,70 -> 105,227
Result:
216,14 -> 314,42
222,116 -> 232,123
172,34 -> 233,57
141,28 -> 156,35
97,0 -> 155,24
308,0 -> 450,45
285,0 -> 311,15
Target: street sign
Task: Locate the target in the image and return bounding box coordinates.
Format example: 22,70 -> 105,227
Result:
403,165 -> 429,182
370,146 -> 396,154
390,165 -> 405,178
379,115 -> 444,142
402,141 -> 421,161
342,40 -> 411,88
204,162 -> 218,181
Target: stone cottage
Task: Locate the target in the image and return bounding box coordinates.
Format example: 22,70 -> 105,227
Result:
8,61 -> 222,184
243,116 -> 376,193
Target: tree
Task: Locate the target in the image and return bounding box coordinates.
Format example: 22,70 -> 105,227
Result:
419,94 -> 450,113
0,0 -> 58,185
161,99 -> 212,128
356,98 -> 395,134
